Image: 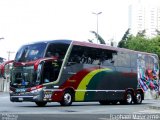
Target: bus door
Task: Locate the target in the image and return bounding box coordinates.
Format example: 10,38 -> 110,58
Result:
37,58 -> 60,84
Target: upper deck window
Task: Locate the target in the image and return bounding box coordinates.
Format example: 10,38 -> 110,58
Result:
45,43 -> 70,60
15,43 -> 47,62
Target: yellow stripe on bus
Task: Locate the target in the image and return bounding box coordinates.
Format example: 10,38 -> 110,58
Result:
75,68 -> 111,101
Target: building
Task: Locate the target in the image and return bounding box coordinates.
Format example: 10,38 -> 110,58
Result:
129,0 -> 160,37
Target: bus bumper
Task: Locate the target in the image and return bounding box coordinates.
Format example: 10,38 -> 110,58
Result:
10,93 -> 43,102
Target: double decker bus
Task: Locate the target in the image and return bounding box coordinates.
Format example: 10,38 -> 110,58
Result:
0,40 -> 159,106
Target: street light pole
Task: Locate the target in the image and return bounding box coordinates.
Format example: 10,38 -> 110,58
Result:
92,12 -> 102,44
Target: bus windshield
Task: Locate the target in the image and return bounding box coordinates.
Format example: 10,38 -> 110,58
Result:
15,43 -> 47,62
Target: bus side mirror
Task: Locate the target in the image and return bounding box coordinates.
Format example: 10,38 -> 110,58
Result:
0,60 -> 14,79
0,67 -> 6,79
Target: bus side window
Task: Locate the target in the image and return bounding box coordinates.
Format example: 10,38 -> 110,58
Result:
68,45 -> 83,65
90,48 -> 101,65
45,43 -> 68,60
101,49 -> 117,66
68,45 -> 102,65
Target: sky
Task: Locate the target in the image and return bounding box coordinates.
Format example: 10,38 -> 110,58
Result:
0,0 -> 159,60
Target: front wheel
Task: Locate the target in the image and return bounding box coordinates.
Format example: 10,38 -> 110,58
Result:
35,102 -> 47,107
60,90 -> 73,106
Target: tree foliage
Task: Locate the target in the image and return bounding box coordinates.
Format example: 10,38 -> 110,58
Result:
156,29 -> 160,35
136,29 -> 146,37
118,28 -> 130,48
90,31 -> 106,44
118,33 -> 160,58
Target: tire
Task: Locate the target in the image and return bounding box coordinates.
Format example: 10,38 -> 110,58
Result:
99,100 -> 110,105
134,92 -> 142,104
125,91 -> 133,104
35,102 -> 47,107
121,91 -> 133,105
60,90 -> 73,106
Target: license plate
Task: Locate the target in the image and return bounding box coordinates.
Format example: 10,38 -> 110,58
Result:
16,89 -> 25,92
19,98 -> 23,101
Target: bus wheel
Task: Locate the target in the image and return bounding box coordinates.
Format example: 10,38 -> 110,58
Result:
99,100 -> 110,105
60,90 -> 73,106
35,102 -> 47,107
134,92 -> 142,104
125,91 -> 133,104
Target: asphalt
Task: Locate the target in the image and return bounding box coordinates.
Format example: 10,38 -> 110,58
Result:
1,92 -> 160,110
148,98 -> 160,110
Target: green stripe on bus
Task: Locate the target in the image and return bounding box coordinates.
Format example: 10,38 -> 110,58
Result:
75,68 -> 111,101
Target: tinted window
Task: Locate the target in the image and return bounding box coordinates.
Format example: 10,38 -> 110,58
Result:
101,49 -> 117,66
68,45 -> 101,65
45,43 -> 69,60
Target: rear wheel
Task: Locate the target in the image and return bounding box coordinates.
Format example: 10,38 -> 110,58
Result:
35,102 -> 47,107
60,90 -> 73,106
121,91 -> 133,105
134,92 -> 142,104
126,91 -> 133,104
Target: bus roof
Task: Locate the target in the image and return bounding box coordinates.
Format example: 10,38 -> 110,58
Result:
27,39 -> 72,45
72,40 -> 158,56
26,39 -> 158,57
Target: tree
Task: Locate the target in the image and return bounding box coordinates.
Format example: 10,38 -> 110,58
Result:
118,34 -> 160,59
136,29 -> 146,37
147,36 -> 160,58
124,35 -> 149,52
156,29 -> 160,35
90,31 -> 106,44
88,39 -> 93,43
118,28 -> 130,48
